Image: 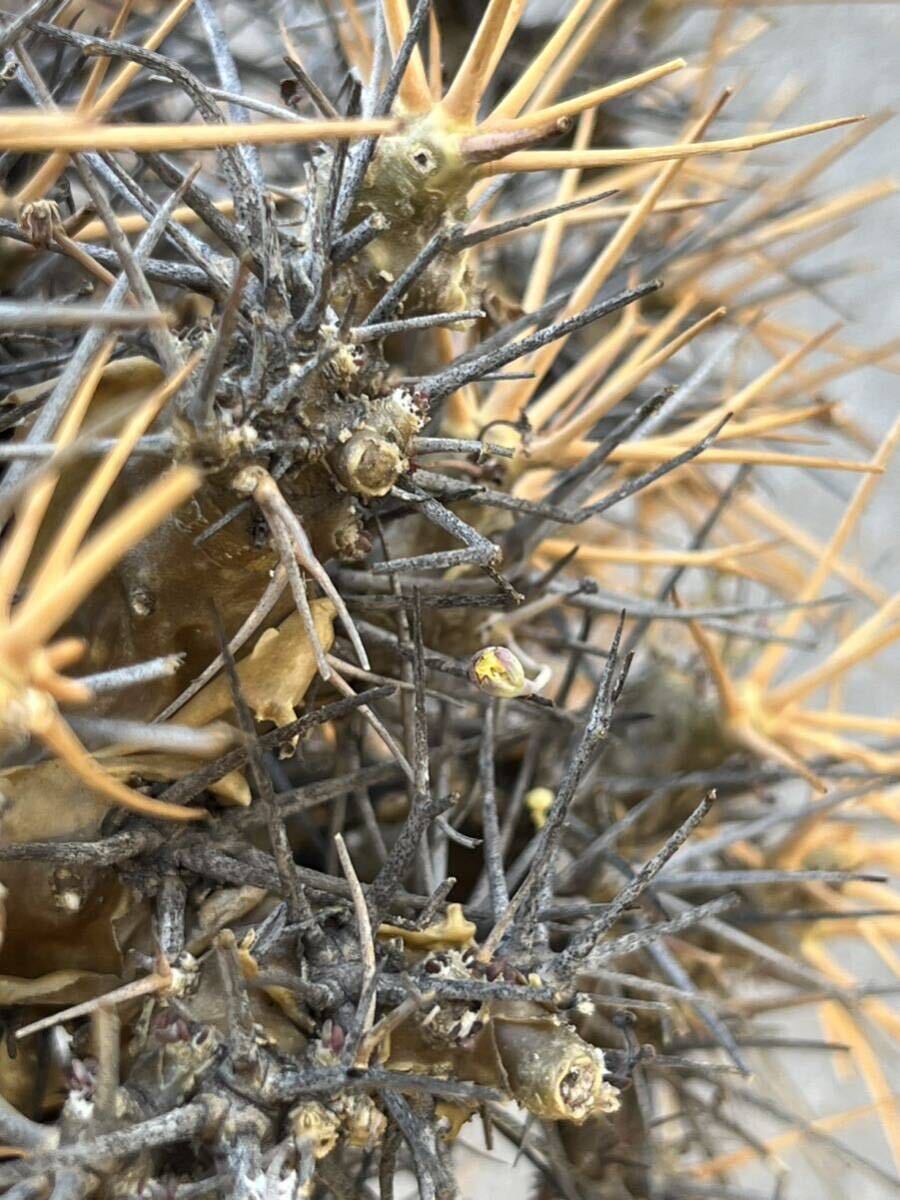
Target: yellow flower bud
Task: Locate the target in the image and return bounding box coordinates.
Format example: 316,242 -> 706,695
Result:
526,786 -> 554,829
468,646 -> 528,698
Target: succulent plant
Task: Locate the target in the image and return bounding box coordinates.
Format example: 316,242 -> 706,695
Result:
0,1 -> 896,1198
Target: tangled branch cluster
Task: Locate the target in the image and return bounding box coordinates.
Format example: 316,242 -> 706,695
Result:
0,1 -> 897,1197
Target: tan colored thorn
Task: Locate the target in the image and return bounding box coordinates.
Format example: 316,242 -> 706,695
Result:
699,402 -> 832,443
736,719 -> 828,792
342,0 -> 375,78
688,1100 -> 889,1180
15,0 -> 196,203
427,7 -> 443,101
487,59 -> 687,131
523,110 -> 598,313
485,196 -> 723,246
54,231 -> 122,293
750,415 -> 900,691
29,352 -> 204,598
0,115 -> 399,155
29,640 -> 92,708
525,0 -> 624,115
681,614 -> 827,792
382,0 -> 433,113
15,958 -> 176,1040
2,467 -> 201,653
91,0 -> 196,116
531,307 -> 727,457
0,339 -> 115,619
682,610 -> 741,720
76,0 -> 135,113
672,322 -> 841,447
717,179 -> 897,262
544,438 -> 885,475
38,710 -> 206,822
482,88 -> 734,427
735,492 -> 887,607
765,334 -> 900,407
527,302 -> 640,433
769,595 -> 900,712
75,197 -> 238,242
745,108 -> 892,230
787,723 -> 899,775
488,0 -> 606,120
436,326 -> 478,438
479,114 -> 865,175
537,536 -> 768,571
477,108 -> 598,435
441,0 -> 525,123
758,317 -> 900,381
483,1 -> 529,104
676,78 -> 801,246
790,711 -> 900,740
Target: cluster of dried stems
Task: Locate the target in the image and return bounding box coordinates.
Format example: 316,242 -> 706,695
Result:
0,0 -> 897,1198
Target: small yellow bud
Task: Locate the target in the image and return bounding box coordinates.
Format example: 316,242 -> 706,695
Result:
526,786 -> 554,829
468,645 -> 528,698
